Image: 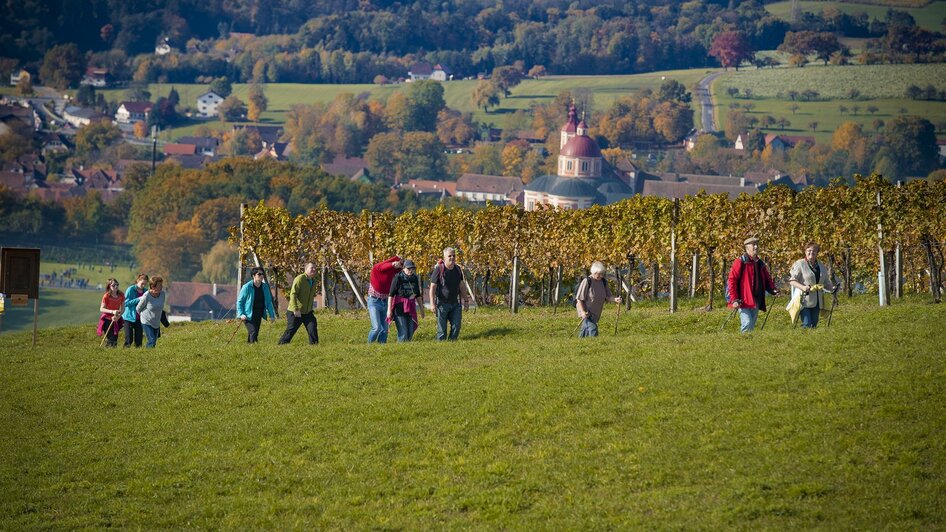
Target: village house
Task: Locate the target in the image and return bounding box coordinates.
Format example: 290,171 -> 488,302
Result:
155,38 -> 173,56
0,103 -> 40,133
254,142 -> 291,161
322,155 -> 370,183
9,70 -> 30,86
408,62 -> 452,81
163,143 -> 197,157
455,173 -> 524,204
80,67 -> 111,88
63,106 -> 108,128
233,124 -> 283,148
404,179 -> 456,199
176,136 -> 220,156
764,134 -> 816,151
196,91 -> 225,118
115,101 -> 153,124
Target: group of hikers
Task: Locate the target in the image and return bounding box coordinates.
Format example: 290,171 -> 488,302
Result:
97,273 -> 168,348
97,238 -> 839,346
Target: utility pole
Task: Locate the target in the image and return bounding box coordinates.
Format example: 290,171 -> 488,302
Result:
150,125 -> 157,177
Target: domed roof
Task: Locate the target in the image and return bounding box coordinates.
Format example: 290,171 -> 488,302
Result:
526,175 -> 601,199
550,177 -> 601,198
560,135 -> 602,158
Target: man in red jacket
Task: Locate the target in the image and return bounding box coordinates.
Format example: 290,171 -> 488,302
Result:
367,255 -> 403,343
727,237 -> 780,332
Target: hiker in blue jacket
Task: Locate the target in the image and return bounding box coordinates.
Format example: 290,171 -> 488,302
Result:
237,267 -> 276,343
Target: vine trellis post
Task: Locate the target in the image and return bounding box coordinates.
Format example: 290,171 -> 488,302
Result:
876,189 -> 889,307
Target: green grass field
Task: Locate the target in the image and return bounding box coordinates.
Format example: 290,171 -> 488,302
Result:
100,69 -> 711,139
766,0 -> 946,33
713,64 -> 946,142
1,297 -> 944,528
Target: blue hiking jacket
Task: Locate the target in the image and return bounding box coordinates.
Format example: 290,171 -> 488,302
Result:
237,281 -> 276,320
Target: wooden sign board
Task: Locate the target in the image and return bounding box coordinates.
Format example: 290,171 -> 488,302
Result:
0,248 -> 41,300
10,294 -> 29,306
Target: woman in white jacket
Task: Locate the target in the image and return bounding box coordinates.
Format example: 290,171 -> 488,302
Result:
788,242 -> 836,329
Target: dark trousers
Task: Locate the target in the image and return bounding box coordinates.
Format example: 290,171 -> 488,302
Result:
104,319 -> 120,347
123,320 -> 143,348
245,314 -> 263,343
393,314 -> 416,342
435,302 -> 462,341
278,312 -> 319,345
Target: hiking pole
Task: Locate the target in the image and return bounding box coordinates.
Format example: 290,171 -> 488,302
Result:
573,318 -> 584,337
226,319 -> 243,345
613,299 -> 621,336
100,319 -> 115,347
719,306 -> 738,331
759,294 -> 777,331
826,288 -> 839,327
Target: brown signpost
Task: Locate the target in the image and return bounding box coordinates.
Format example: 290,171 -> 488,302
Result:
0,247 -> 41,345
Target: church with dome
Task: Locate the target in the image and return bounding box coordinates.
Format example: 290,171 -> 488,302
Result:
523,105 -> 635,211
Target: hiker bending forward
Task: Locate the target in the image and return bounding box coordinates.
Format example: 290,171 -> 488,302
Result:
727,237 -> 780,333
429,247 -> 471,341
576,261 -> 621,338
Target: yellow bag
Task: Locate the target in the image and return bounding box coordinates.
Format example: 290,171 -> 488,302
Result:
786,284 -> 824,324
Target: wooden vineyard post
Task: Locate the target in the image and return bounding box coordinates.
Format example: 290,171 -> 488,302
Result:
669,198 -> 679,313
705,246 -> 715,311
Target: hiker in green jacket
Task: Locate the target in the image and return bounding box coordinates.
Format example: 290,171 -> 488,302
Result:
278,262 -> 319,345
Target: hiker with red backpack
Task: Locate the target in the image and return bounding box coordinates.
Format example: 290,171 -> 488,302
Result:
428,247 -> 471,341
727,237 -> 780,333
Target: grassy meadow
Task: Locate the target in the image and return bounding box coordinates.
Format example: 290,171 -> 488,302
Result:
1,296 -> 944,528
99,69 -> 711,140
766,0 -> 946,33
713,63 -> 946,142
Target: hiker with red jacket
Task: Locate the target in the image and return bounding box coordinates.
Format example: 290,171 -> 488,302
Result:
367,255 -> 403,343
428,247 -> 471,341
727,237 -> 780,333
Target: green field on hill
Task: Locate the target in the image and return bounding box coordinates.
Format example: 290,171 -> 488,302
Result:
1,297 -> 944,528
766,0 -> 946,33
713,63 -> 946,142
99,69 -> 711,140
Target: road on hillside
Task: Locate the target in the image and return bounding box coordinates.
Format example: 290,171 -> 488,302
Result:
696,71 -> 726,132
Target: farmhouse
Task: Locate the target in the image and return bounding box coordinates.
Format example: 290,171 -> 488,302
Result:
196,91 -> 225,118
408,62 -> 452,81
115,101 -> 153,124
63,106 -> 108,128
80,67 -> 111,87
455,173 -> 524,204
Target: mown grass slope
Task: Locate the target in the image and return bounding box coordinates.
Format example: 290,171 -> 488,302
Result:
1,297 -> 944,528
99,68 -> 710,139
714,63 -> 946,142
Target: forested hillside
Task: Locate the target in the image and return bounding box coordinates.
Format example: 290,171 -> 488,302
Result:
4,0 -> 942,85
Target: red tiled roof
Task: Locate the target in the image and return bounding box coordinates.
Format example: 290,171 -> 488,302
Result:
406,179 -> 456,196
119,101 -> 153,114
163,143 -> 197,156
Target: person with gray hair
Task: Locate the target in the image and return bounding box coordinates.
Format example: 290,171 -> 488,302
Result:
278,262 -> 319,345
429,247 -> 471,341
576,261 -> 621,337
